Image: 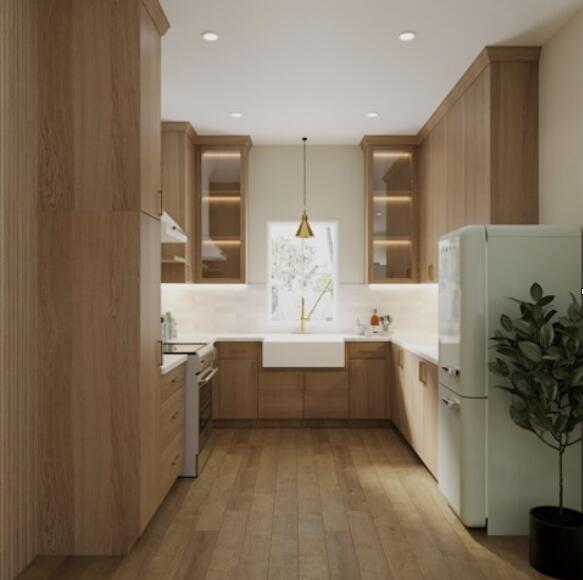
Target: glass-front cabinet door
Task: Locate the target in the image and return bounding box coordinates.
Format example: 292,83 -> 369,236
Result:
364,143 -> 417,283
196,145 -> 247,283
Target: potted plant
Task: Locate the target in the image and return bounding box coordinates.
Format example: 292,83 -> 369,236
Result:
489,283 -> 583,580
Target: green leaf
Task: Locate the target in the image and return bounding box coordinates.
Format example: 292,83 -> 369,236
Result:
572,365 -> 583,386
537,295 -> 555,308
519,341 -> 543,362
530,283 -> 543,302
501,314 -> 513,332
540,323 -> 554,350
488,359 -> 510,377
514,320 -> 533,338
554,414 -> 569,433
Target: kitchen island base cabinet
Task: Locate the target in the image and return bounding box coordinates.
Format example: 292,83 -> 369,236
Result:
258,371 -> 303,419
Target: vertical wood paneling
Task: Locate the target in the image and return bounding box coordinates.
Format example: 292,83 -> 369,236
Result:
0,1 -> 39,579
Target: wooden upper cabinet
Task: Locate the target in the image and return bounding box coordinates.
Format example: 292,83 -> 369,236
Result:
161,122 -> 197,283
195,137 -> 252,283
418,47 -> 540,282
361,137 -> 418,284
140,2 -> 165,219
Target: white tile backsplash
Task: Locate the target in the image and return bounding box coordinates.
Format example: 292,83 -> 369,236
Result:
161,283 -> 438,336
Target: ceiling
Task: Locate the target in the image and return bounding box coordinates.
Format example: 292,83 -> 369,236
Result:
160,0 -> 583,144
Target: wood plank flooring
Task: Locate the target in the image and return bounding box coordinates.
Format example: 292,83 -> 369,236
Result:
18,428 -> 548,580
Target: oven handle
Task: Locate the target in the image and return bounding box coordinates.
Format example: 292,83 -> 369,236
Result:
198,367 -> 218,386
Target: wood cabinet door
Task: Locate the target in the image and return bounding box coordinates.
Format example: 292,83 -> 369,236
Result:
405,353 -> 424,455
349,360 -> 386,419
421,361 -> 439,477
218,360 -> 258,419
140,4 -> 162,218
390,346 -> 404,432
258,371 -> 303,419
304,370 -> 348,419
140,213 -> 162,530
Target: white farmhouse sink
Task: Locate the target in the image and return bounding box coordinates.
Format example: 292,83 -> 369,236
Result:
262,334 -> 345,368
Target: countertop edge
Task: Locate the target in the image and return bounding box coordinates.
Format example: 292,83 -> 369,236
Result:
160,354 -> 188,375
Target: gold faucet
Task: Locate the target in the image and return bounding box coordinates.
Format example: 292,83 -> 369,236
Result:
299,296 -> 309,334
298,279 -> 333,334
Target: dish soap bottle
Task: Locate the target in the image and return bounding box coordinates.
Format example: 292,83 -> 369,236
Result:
370,308 -> 380,329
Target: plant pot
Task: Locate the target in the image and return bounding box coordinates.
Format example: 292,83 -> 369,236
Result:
530,506 -> 583,579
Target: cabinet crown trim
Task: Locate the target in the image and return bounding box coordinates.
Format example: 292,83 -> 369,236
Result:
142,0 -> 170,36
417,45 -> 541,141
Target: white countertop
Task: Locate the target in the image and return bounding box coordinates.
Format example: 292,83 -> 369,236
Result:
167,332 -> 438,365
160,354 -> 188,375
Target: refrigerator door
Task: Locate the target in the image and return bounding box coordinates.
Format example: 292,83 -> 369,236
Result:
439,226 -> 487,397
438,384 -> 486,527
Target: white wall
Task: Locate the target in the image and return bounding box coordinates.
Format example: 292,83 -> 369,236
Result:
539,7 -> 583,225
248,145 -> 365,283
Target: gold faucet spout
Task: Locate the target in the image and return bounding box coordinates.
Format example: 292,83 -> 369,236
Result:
299,296 -> 309,334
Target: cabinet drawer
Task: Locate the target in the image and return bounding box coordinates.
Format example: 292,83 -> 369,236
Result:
160,387 -> 184,450
219,341 -> 259,360
348,342 -> 387,360
161,364 -> 186,403
160,430 -> 184,497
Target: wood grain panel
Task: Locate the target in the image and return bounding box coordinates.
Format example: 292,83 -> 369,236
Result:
348,342 -> 387,360
304,371 -> 349,419
349,360 -> 387,419
218,360 -> 258,419
0,1 -> 40,577
445,97 -> 465,230
490,61 -> 539,224
258,371 -> 303,419
219,342 -> 259,360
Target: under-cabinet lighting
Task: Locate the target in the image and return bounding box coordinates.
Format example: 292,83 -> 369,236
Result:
373,240 -> 412,245
202,196 -> 241,202
373,196 -> 412,202
373,151 -> 412,159
202,152 -> 241,159
202,239 -> 241,246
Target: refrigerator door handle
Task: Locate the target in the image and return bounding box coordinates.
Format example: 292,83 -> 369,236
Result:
441,365 -> 460,377
440,397 -> 460,411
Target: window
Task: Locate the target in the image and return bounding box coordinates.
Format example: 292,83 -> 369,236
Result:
268,221 -> 337,323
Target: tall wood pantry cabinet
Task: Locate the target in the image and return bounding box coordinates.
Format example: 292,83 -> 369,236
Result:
38,0 -> 169,556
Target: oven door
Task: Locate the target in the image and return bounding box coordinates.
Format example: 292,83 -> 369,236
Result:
198,366 -> 217,450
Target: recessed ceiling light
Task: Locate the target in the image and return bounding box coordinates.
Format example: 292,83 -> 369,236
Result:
366,112 -> 379,118
230,112 -> 243,118
399,31 -> 416,42
202,31 -> 219,42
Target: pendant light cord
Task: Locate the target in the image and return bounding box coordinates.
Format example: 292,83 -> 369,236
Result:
302,137 -> 307,210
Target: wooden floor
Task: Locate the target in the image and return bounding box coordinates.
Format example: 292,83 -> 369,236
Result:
19,428 -> 548,580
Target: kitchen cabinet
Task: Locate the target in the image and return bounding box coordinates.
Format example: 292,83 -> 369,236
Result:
304,370 -> 348,419
37,0 -> 170,555
195,137 -> 252,283
140,2 -> 163,219
348,342 -> 388,419
161,122 -> 197,283
418,47 -> 539,282
258,371 -> 303,419
390,344 -> 438,477
219,360 -> 259,419
217,342 -> 259,419
361,137 -> 418,284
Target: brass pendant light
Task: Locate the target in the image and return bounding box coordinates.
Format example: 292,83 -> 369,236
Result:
295,137 -> 315,238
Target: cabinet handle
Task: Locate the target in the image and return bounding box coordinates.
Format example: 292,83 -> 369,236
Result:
441,365 -> 460,377
171,411 -> 179,421
418,361 -> 426,384
397,349 -> 404,368
171,454 -> 180,466
440,397 -> 460,411
158,340 -> 164,367
158,189 -> 164,216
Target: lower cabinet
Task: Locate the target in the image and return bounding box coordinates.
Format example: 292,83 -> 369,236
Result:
349,359 -> 387,419
258,371 -> 303,419
391,344 -> 438,477
158,364 -> 186,502
216,342 -> 383,420
304,370 -> 348,419
218,359 -> 258,419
